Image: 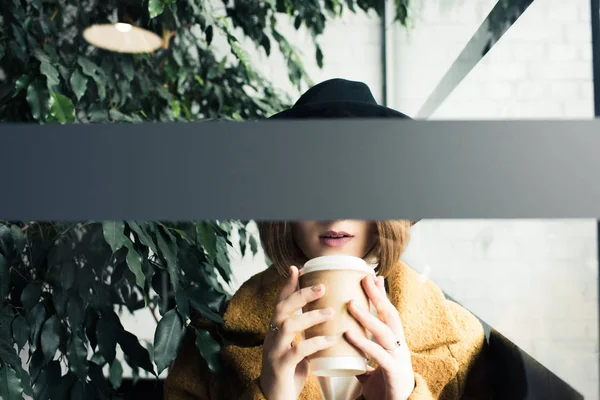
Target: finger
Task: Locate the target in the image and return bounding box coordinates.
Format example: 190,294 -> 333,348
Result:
345,330 -> 394,371
356,370 -> 374,384
376,276 -> 386,293
348,299 -> 398,350
274,308 -> 335,351
272,284 -> 326,326
362,275 -> 404,336
356,365 -> 376,384
276,266 -> 299,302
283,335 -> 338,365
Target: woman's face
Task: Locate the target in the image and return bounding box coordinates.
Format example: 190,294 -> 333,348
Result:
292,220 -> 378,260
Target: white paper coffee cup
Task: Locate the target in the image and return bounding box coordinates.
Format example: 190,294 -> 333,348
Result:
299,255 -> 376,377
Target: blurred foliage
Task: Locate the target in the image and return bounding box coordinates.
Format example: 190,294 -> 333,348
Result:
0,220 -> 255,398
0,0 -> 410,123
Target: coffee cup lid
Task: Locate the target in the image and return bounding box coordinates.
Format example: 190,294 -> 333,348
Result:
300,255 -> 375,276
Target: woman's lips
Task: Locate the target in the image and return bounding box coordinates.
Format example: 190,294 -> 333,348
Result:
319,231 -> 354,248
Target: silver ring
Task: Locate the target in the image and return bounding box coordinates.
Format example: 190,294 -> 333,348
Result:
268,322 -> 279,332
385,340 -> 402,353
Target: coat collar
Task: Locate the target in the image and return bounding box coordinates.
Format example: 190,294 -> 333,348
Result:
218,261 -> 463,352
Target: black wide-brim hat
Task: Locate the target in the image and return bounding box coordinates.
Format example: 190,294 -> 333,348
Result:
269,78 -> 419,225
268,78 -> 411,119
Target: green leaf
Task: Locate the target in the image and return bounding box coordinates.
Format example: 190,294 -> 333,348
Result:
249,235 -> 258,256
52,372 -> 75,399
174,291 -> 190,321
194,328 -> 222,374
156,228 -> 178,293
60,262 -> 77,290
67,295 -> 85,329
77,56 -> 106,101
189,299 -> 224,324
196,222 -> 217,261
28,302 -> 47,352
40,315 -> 60,363
48,91 -> 75,123
11,315 -> 29,351
215,237 -> 232,280
28,349 -> 44,383
67,332 -> 88,381
0,306 -> 13,339
69,69 -> 88,102
0,366 -> 23,400
239,228 -> 247,256
118,330 -> 155,375
0,225 -> 12,259
53,289 -> 68,321
109,359 -> 123,389
149,0 -> 165,18
316,44 -> 324,68
0,255 -> 8,302
205,25 -> 214,45
87,103 -> 107,121
121,58 -> 134,81
124,240 -> 145,289
20,282 -> 41,310
109,109 -> 137,122
33,360 -> 61,400
8,226 -> 25,255
96,312 -> 120,363
40,62 -> 60,90
13,75 -> 30,98
14,364 -> 33,398
171,99 -> 181,118
0,337 -> 21,369
90,351 -> 106,367
26,79 -> 49,121
153,308 -> 185,374
85,307 -> 98,350
127,222 -> 158,254
102,221 -> 126,253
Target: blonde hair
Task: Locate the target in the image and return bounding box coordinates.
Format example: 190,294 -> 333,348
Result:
256,221 -> 412,278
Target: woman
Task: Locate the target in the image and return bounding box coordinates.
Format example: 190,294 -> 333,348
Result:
164,80 -> 491,400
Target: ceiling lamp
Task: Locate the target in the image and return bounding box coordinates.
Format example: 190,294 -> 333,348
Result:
83,23 -> 163,53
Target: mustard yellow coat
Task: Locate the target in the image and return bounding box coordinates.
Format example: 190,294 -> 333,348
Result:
164,262 -> 492,400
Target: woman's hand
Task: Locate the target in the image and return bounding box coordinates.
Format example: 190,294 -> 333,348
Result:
345,275 -> 416,400
259,266 -> 338,400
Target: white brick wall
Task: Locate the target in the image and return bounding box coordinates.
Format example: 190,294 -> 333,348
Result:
402,220 -> 598,399
387,0 -> 598,398
238,9 -> 384,103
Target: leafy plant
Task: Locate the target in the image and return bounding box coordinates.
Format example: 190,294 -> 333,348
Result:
0,0 -> 410,123
0,220 -> 255,398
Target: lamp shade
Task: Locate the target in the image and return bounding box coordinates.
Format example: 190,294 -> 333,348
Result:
83,23 -> 163,53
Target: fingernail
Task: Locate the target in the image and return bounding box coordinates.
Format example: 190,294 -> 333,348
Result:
320,308 -> 333,315
312,284 -> 323,292
326,335 -> 337,342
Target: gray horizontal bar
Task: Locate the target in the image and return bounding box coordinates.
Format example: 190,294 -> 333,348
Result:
1,120 -> 599,220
